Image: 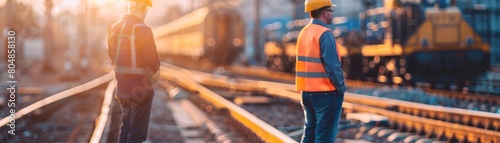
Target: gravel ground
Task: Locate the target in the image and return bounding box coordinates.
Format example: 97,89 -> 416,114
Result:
470,71 -> 500,94
147,86 -> 184,143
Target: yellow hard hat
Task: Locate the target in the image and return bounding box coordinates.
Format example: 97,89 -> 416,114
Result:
130,0 -> 153,7
304,0 -> 336,12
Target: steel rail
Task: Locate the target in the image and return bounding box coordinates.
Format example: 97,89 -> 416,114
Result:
167,66 -> 500,142
228,65 -> 500,104
160,66 -> 297,143
90,80 -> 116,143
0,72 -> 114,127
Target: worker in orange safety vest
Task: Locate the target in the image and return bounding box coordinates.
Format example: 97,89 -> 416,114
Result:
295,0 -> 346,142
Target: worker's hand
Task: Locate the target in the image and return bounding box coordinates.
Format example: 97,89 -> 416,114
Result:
150,71 -> 160,84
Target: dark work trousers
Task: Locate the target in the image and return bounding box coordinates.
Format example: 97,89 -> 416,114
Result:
300,91 -> 344,143
118,94 -> 153,143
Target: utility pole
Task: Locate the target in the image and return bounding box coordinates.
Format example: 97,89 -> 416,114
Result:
291,0 -> 298,20
253,0 -> 261,64
2,0 -> 14,67
191,0 -> 195,11
4,0 -> 12,28
291,0 -> 304,19
80,0 -> 88,72
42,0 -> 55,73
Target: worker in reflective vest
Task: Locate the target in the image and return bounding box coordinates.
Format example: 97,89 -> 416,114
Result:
296,0 -> 346,142
107,0 -> 159,142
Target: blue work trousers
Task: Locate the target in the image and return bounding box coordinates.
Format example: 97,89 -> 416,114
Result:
118,94 -> 153,143
300,91 -> 344,143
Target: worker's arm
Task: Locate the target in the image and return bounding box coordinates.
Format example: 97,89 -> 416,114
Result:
138,27 -> 160,82
107,26 -> 117,65
319,31 -> 346,93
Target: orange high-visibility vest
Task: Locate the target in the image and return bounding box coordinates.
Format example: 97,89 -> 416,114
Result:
295,23 -> 340,92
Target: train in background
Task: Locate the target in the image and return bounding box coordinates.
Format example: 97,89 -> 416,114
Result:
154,3 -> 245,66
264,0 -> 491,88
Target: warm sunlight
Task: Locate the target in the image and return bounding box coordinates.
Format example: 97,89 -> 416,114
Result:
1,0 -> 498,142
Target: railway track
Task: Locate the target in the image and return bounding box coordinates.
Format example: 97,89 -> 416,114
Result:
162,63 -> 500,142
1,67 -> 264,142
0,72 -> 113,142
162,66 -> 385,142
91,77 -> 188,142
161,65 -> 297,142
13,61 -> 494,142
161,57 -> 500,104
162,59 -> 500,113
347,81 -> 500,113
225,64 -> 500,113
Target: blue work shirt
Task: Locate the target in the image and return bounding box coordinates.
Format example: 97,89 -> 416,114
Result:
312,19 -> 346,93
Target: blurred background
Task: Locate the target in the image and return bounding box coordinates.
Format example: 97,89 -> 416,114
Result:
0,0 -> 499,142
0,0 -> 498,88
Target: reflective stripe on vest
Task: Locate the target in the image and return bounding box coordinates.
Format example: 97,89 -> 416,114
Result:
114,23 -> 148,75
114,66 -> 148,75
114,23 -> 127,66
295,23 -> 339,92
131,24 -> 147,68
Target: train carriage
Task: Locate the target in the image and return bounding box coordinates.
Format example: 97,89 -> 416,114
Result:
154,6 -> 245,66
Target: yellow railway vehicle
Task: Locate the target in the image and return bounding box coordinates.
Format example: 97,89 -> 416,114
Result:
358,0 -> 490,86
264,0 -> 491,88
403,6 -> 490,81
154,5 -> 245,66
